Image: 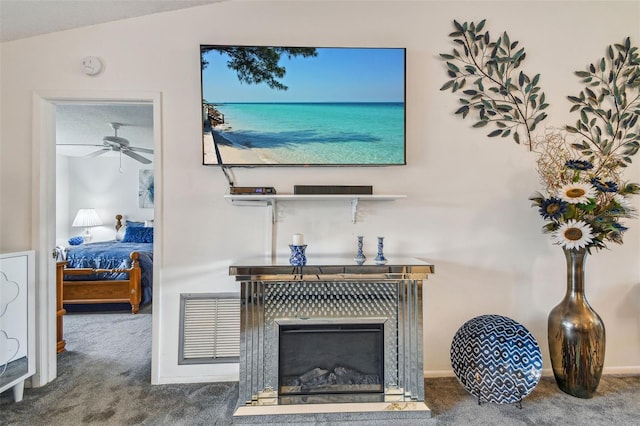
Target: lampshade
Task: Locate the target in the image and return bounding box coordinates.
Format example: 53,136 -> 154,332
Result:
72,209 -> 102,243
72,209 -> 103,227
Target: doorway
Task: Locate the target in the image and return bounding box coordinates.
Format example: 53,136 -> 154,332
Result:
32,91 -> 162,387
55,101 -> 154,352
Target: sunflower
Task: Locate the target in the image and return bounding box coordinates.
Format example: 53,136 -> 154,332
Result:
557,182 -> 596,204
552,220 -> 594,250
538,197 -> 568,220
565,160 -> 593,171
591,178 -> 619,193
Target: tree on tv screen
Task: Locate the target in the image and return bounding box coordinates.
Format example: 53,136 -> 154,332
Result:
201,46 -> 317,91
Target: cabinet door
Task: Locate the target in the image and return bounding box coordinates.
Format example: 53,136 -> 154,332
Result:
0,252 -> 32,391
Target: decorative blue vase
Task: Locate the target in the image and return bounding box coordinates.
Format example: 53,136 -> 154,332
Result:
354,236 -> 366,265
374,237 -> 387,265
289,245 -> 307,266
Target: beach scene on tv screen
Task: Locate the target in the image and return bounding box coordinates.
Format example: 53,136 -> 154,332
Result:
201,46 -> 405,166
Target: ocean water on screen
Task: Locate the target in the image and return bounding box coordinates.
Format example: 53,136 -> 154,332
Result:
214,102 -> 405,165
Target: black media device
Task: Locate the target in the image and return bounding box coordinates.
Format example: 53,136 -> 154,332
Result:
230,186 -> 276,195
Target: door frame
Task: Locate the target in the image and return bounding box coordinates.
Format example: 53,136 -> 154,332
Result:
32,90 -> 162,386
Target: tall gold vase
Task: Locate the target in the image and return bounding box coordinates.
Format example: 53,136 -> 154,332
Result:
548,247 -> 605,398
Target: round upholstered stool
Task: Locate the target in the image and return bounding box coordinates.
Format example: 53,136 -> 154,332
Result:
450,314 -> 543,405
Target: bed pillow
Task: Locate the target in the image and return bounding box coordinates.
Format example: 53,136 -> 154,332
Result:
126,220 -> 145,228
116,220 -> 145,241
68,236 -> 84,246
121,226 -> 154,243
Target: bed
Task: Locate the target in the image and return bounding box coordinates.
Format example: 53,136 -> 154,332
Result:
56,215 -> 154,315
55,215 -> 153,353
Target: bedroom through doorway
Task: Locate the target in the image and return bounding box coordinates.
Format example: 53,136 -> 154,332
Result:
54,101 -> 155,374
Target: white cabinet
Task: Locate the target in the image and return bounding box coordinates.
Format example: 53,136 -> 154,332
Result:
0,250 -> 35,402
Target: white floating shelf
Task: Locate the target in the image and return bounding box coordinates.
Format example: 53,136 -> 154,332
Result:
224,193 -> 406,223
224,194 -> 406,202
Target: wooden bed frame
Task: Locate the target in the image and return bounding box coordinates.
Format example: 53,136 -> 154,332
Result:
56,252 -> 142,312
55,215 -> 146,352
56,256 -> 142,353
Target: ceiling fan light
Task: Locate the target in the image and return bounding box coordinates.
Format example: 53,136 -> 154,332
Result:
103,135 -> 129,145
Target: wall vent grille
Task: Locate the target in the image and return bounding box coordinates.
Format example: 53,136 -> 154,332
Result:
179,293 -> 240,364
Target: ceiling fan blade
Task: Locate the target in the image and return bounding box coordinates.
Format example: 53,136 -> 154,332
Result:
128,146 -> 154,154
57,143 -> 104,148
122,149 -> 152,164
84,148 -> 110,158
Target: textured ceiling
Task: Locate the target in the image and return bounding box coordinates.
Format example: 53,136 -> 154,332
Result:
0,1 -> 208,161
56,103 -> 154,159
0,0 -> 225,42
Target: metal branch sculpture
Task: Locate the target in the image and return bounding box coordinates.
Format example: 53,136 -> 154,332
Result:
440,19 -> 549,150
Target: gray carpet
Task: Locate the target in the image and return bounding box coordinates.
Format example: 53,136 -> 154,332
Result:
1,306 -> 639,425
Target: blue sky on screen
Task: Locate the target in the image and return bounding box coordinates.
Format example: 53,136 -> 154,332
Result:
201,47 -> 405,103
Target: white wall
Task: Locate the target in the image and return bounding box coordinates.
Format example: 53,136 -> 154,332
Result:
2,1 -> 639,384
56,154 -> 154,244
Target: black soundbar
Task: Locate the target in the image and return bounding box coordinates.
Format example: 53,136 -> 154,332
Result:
294,185 -> 373,195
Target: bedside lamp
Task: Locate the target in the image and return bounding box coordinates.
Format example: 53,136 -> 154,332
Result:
72,208 -> 103,243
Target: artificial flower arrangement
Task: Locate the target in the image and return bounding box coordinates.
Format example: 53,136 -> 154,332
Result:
530,131 -> 638,251
440,20 -> 640,252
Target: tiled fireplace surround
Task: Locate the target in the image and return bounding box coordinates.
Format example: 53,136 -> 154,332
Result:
230,258 -> 434,421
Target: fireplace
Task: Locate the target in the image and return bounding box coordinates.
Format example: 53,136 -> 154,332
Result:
278,322 -> 384,404
230,257 -> 434,420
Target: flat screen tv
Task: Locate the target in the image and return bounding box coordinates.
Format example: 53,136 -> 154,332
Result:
200,45 -> 406,166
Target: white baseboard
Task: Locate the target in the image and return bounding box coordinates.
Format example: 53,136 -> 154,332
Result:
155,372 -> 240,385
157,365 -> 640,385
424,366 -> 640,378
159,366 -> 640,384
602,366 -> 640,375
424,370 -> 456,378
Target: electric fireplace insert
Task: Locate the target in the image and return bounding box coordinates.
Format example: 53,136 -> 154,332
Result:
278,322 -> 384,404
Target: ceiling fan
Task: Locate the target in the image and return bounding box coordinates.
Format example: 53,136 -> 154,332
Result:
58,122 -> 154,165
84,122 -> 154,164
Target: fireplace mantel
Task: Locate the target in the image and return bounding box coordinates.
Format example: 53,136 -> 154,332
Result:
230,256 -> 434,422
230,255 -> 434,280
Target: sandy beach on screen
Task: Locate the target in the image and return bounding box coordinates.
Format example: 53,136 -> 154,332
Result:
203,130 -> 278,165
